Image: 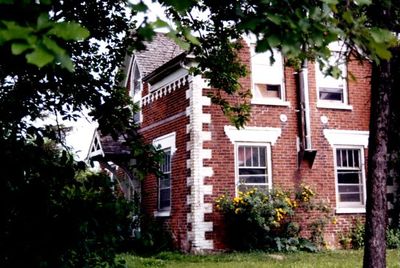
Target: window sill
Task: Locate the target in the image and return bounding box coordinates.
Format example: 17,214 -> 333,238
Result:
335,207 -> 365,214
251,98 -> 290,107
154,210 -> 171,218
317,102 -> 353,110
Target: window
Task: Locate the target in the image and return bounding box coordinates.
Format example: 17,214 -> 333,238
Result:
316,50 -> 351,109
130,61 -> 142,123
158,149 -> 171,211
152,132 -> 176,217
236,143 -> 272,193
334,147 -> 366,212
250,46 -> 287,105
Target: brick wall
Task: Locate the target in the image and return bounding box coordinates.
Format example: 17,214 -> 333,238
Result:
203,41 -> 371,249
140,78 -> 191,251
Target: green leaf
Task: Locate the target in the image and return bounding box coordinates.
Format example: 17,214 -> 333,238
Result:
49,22 -> 90,40
161,0 -> 192,12
131,2 -> 148,12
26,47 -> 54,68
355,0 -> 371,6
57,54 -> 74,72
42,36 -> 66,55
151,18 -> 170,29
37,13 -> 52,30
267,35 -> 280,47
11,42 -> 31,55
0,21 -> 33,40
322,0 -> 339,4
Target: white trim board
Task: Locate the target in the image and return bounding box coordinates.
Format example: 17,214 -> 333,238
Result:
224,126 -> 282,145
323,129 -> 369,148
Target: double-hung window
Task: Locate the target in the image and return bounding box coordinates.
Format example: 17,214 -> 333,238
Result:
236,143 -> 272,193
152,132 -> 176,217
250,46 -> 287,105
158,149 -> 171,211
335,147 -> 366,212
316,48 -> 351,109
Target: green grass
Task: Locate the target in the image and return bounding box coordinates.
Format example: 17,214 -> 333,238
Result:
119,250 -> 400,268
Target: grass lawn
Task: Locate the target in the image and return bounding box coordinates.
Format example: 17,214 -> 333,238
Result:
119,250 -> 400,268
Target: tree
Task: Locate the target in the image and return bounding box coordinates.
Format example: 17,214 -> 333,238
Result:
0,0 -> 161,266
159,1 -> 398,267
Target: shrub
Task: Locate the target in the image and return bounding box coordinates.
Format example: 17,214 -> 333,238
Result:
386,228 -> 400,249
1,143 -> 134,267
216,188 -> 313,251
338,218 -> 364,249
130,215 -> 173,254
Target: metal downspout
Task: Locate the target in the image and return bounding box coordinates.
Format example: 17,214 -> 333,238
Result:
300,60 -> 312,150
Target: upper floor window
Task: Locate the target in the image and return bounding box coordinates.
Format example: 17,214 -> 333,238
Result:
250,46 -> 287,106
236,143 -> 272,193
334,147 -> 366,213
130,60 -> 142,123
316,48 -> 352,110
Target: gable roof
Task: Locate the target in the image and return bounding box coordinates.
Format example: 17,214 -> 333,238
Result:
86,130 -> 131,161
134,32 -> 186,77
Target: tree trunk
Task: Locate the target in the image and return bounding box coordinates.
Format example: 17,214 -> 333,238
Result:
388,48 -> 400,228
363,60 -> 392,268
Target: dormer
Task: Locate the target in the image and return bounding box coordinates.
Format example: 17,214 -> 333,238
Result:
250,46 -> 288,106
315,42 -> 352,110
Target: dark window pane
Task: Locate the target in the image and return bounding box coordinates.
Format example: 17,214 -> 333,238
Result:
339,193 -> 361,202
341,150 -> 347,166
260,147 -> 266,167
159,189 -> 171,209
319,87 -> 343,101
239,184 -> 269,193
239,175 -> 266,184
354,150 -> 360,167
348,150 -> 354,167
245,147 -> 252,166
238,146 -> 245,166
338,185 -> 361,193
252,146 -> 259,166
338,171 -> 360,184
239,168 -> 266,175
336,150 -> 341,167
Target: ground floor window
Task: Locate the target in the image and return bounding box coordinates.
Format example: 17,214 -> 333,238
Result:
236,143 -> 272,193
158,149 -> 171,211
335,147 -> 366,211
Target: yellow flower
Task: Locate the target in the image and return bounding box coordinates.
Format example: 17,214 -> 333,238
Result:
235,208 -> 241,214
332,217 -> 337,225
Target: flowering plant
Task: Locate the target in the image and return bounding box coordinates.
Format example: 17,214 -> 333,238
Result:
215,188 -> 302,250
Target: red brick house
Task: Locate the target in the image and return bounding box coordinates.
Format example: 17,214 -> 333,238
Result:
88,33 -> 397,252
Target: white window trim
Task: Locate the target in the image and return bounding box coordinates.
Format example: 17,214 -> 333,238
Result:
234,142 -> 272,195
250,46 -> 287,105
152,132 -> 176,217
224,126 -> 282,145
333,145 -> 367,214
323,129 -> 369,148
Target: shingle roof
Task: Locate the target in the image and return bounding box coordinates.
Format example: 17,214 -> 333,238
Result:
99,134 -> 131,156
135,32 -> 186,77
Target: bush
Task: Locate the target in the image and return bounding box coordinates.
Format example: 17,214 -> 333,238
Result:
130,215 -> 173,254
387,228 -> 400,249
338,218 -> 364,249
216,188 -> 318,251
1,142 -> 134,267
